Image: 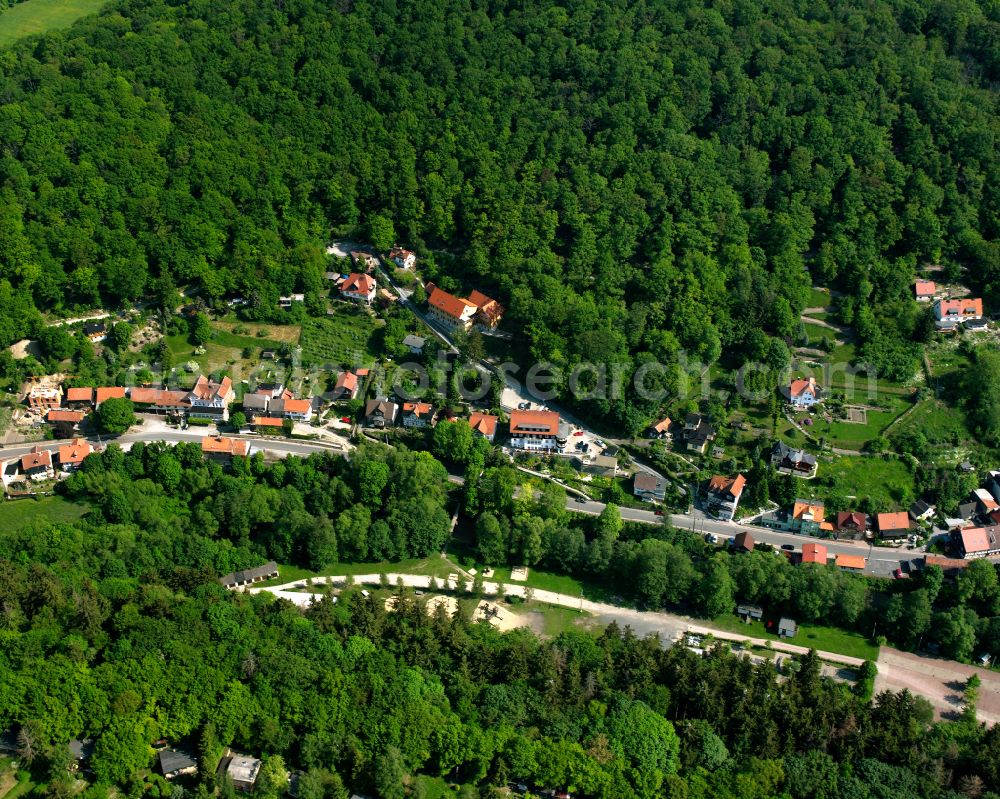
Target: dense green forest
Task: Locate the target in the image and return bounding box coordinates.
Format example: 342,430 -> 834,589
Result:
0,0 -> 997,426
5,444 -> 1000,798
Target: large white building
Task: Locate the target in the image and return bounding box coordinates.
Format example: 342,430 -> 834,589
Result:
508,410 -> 567,452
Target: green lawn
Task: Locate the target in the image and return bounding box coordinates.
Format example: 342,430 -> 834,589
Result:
300,310 -> 381,368
209,327 -> 286,353
806,287 -> 834,309
164,323 -> 287,377
814,455 -> 915,508
0,0 -> 105,46
818,407 -> 905,450
490,566 -> 594,598
0,496 -> 88,529
891,398 -> 968,446
710,612 -> 878,661
523,602 -> 597,636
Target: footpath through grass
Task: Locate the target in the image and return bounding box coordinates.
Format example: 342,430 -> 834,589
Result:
0,0 -> 105,46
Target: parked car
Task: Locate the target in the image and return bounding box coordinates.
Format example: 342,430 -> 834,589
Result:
781,544 -> 795,551
573,430 -> 585,436
654,510 -> 664,516
575,496 -> 587,504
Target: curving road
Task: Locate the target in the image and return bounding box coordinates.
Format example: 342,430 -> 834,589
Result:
1,424 -> 916,575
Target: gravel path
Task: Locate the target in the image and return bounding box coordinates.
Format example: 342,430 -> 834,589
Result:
251,573 -> 866,666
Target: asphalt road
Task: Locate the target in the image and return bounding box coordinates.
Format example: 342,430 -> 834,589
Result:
567,496 -> 914,574
0,427 -> 345,461
2,426 -> 914,575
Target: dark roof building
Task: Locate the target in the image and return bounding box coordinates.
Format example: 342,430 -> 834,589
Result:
219,562 -> 279,589
363,399 -> 399,428
69,738 -> 96,763
770,441 -> 818,476
159,749 -> 198,779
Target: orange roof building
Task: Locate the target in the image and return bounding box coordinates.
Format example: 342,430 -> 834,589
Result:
877,511 -> 911,540
784,376 -> 822,407
935,298 -> 983,321
333,371 -> 359,399
401,402 -> 436,428
466,289 -> 505,328
131,388 -> 189,409
427,287 -> 477,330
200,436 -> 249,458
341,273 -> 377,304
95,386 -> 127,405
278,398 -> 313,420
47,409 -> 85,424
58,438 -> 92,470
19,446 -> 52,474
706,474 -> 747,521
188,375 -> 235,419
509,409 -> 565,452
649,416 -> 672,437
914,280 -> 936,300
468,412 -> 498,441
793,500 -> 825,523
800,542 -> 828,565
835,554 -> 866,571
252,416 -> 284,429
64,387 -> 94,404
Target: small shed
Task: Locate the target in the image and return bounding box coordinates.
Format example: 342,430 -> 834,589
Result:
778,618 -> 797,638
736,604 -> 763,623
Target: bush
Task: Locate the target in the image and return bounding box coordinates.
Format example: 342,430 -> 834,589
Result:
186,417 -> 215,427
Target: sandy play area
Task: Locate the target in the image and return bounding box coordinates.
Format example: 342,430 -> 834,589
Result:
474,600 -> 526,632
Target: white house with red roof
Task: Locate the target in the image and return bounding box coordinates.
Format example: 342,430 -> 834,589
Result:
508,409 -> 566,452
332,371 -> 359,400
935,297 -> 983,324
187,375 -> 235,420
426,286 -> 478,331
269,397 -> 313,422
468,412 -> 499,442
951,526 -> 1000,559
389,247 -> 416,269
782,376 -> 822,409
467,289 -> 505,330
914,280 -> 937,302
340,273 -> 377,305
58,438 -> 93,472
705,474 -> 747,521
19,446 -> 53,481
